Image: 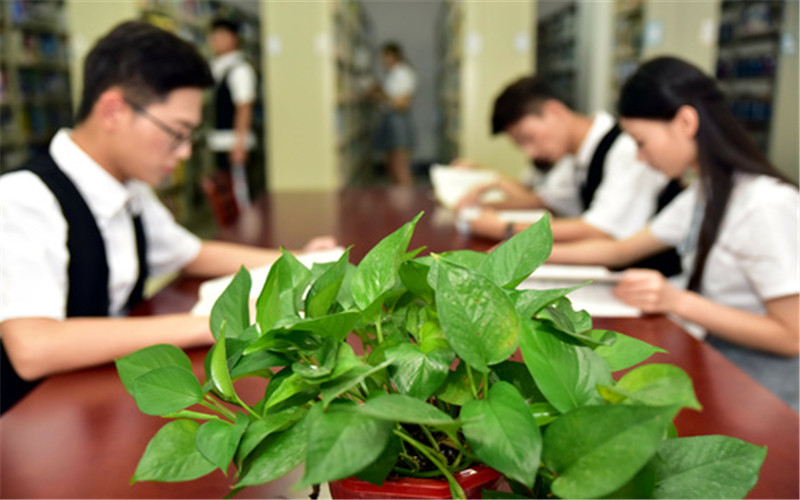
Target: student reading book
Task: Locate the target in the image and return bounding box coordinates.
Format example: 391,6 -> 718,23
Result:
0,21 -> 334,413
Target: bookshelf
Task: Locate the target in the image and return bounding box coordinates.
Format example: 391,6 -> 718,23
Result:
333,0 -> 375,186
1,0 -> 73,174
612,0 -> 644,98
435,0 -> 463,163
536,3 -> 578,107
716,0 -> 785,153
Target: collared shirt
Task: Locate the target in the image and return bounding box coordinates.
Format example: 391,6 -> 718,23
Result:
0,129 -> 202,321
383,62 -> 416,100
538,111 -> 672,239
651,173 -> 799,323
209,50 -> 257,152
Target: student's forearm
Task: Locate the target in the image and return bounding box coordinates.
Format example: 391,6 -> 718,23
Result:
233,103 -> 253,149
183,241 -> 282,277
0,315 -> 211,381
671,292 -> 799,356
549,229 -> 667,268
550,218 -> 611,243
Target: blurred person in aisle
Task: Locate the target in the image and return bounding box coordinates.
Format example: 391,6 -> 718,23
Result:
372,42 -> 417,186
0,21 -> 334,414
548,57 -> 799,408
456,75 -> 684,276
208,17 -> 256,206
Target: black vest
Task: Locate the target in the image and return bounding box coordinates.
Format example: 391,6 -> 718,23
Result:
0,154 -> 148,413
214,69 -> 236,131
580,124 -> 684,277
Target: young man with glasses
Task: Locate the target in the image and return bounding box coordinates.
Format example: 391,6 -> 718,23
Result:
0,21 -> 333,413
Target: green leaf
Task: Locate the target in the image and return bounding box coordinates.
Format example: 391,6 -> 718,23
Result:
434,258 -> 520,372
542,405 -> 679,499
235,407 -> 307,466
209,326 -> 238,402
479,215 -> 552,289
264,372 -> 314,410
116,344 -> 193,396
650,435 -> 766,499
529,401 -> 560,427
292,338 -> 338,380
210,266 -> 251,341
385,341 -> 453,400
603,364 -> 702,410
435,361 -> 473,406
537,298 -> 607,347
510,284 -> 584,319
439,249 -> 488,269
132,420 -> 216,483
195,413 -> 248,472
230,350 -> 286,380
519,320 -> 612,413
351,212 -> 422,311
398,259 -> 434,304
461,382 -> 542,487
352,393 -> 455,426
256,250 -> 312,332
591,330 -> 667,372
130,366 -> 204,416
480,490 -> 528,499
300,403 -> 394,487
355,435 -> 402,486
320,359 -> 392,407
305,248 -> 350,318
490,360 -> 546,404
236,415 -> 309,488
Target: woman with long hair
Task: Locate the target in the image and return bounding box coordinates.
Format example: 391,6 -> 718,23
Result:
549,56 -> 798,405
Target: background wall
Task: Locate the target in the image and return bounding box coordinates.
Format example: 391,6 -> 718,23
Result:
361,0 -> 440,164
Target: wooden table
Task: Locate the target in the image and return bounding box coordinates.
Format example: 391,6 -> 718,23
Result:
2,187 -> 797,499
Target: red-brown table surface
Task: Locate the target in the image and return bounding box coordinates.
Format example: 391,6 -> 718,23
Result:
1,187 -> 797,499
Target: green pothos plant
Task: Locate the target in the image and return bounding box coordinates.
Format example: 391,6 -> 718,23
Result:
116,213 -> 766,499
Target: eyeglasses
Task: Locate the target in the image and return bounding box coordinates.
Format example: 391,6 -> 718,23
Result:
124,97 -> 203,151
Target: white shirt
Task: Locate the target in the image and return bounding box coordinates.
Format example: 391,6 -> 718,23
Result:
383,62 -> 416,100
208,50 -> 257,152
651,173 -> 799,322
0,129 -> 202,321
538,111 -> 672,239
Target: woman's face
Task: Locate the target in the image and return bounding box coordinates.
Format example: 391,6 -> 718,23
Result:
620,109 -> 699,179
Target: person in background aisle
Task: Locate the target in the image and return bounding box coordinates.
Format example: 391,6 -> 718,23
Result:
208,17 -> 257,206
0,21 -> 334,414
372,42 -> 417,186
549,56 -> 799,408
457,75 -> 684,276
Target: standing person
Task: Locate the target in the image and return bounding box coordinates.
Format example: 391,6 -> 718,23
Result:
549,57 -> 799,407
373,42 -> 417,186
208,17 -> 257,206
458,75 -> 683,276
0,21 -> 334,413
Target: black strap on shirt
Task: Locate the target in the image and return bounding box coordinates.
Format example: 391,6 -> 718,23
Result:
1,154 -> 148,414
580,124 -> 623,210
577,123 -> 684,277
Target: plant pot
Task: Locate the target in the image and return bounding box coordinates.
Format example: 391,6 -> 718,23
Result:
328,465 -> 503,499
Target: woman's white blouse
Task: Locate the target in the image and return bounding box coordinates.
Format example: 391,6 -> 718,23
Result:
650,173 -> 800,316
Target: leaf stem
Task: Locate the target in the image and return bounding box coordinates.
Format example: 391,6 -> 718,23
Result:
202,395 -> 236,421
393,428 -> 466,499
420,425 -> 441,452
465,365 -> 479,399
375,319 -> 384,344
482,371 -> 489,398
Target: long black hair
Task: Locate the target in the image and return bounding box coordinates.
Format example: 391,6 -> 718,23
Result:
618,56 -> 795,291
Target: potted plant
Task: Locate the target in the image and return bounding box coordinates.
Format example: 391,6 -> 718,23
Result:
116,213 -> 766,499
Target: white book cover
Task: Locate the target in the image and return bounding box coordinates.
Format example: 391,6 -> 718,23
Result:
429,164 -> 499,209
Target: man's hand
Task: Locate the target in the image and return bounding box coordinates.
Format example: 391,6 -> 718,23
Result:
468,209 -> 508,240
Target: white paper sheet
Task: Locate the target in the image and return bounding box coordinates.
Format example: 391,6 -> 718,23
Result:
429,164 -> 500,209
190,248 -> 346,316
520,265 -> 640,317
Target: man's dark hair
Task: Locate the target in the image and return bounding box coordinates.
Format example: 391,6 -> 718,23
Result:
491,75 -> 567,134
75,21 -> 214,123
211,17 -> 240,37
382,42 -> 404,61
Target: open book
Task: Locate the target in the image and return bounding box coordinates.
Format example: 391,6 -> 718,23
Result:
520,265 -> 640,317
429,164 -> 500,209
190,248 -> 346,316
